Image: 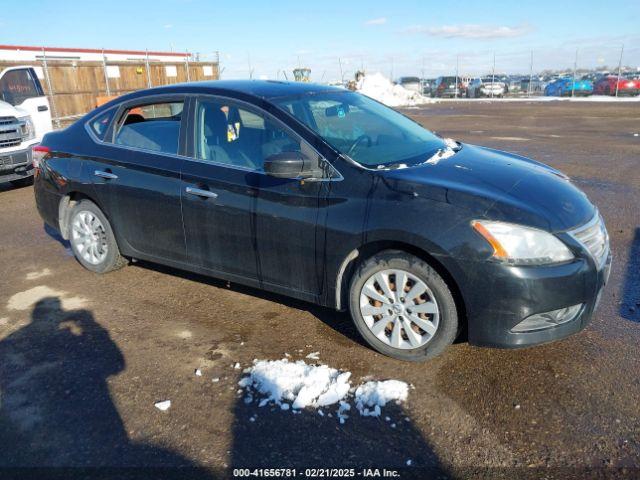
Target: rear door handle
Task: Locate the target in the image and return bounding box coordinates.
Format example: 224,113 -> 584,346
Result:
185,186 -> 218,199
38,105 -> 49,112
94,170 -> 118,180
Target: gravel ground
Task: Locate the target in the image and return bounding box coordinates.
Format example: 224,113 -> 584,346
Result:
0,101 -> 638,479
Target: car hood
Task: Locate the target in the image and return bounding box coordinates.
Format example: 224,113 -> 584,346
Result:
382,143 -> 595,232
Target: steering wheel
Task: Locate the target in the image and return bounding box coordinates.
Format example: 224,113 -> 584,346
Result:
346,134 -> 373,157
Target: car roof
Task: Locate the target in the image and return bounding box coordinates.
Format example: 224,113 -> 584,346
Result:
122,80 -> 346,102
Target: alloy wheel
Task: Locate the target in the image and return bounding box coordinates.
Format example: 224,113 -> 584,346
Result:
71,210 -> 109,265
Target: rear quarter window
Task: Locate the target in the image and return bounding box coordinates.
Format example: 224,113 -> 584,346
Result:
88,109 -> 116,141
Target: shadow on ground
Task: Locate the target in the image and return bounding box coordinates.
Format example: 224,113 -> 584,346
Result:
620,227 -> 640,322
229,395 -> 447,479
0,297 -> 214,479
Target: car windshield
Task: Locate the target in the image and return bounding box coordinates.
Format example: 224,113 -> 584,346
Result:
274,91 -> 446,168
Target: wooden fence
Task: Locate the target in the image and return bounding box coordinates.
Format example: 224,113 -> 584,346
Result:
0,59 -> 219,126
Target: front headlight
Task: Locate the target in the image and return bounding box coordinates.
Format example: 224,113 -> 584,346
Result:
472,220 -> 574,265
19,116 -> 35,141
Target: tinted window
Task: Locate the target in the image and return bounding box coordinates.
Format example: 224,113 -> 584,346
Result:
89,109 -> 116,141
114,101 -> 183,154
194,99 -> 308,171
0,69 -> 41,106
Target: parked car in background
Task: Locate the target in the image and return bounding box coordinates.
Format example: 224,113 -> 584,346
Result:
432,76 -> 466,98
396,76 -> 422,93
0,66 -> 53,186
544,78 -> 594,97
520,77 -> 544,95
506,76 -> 523,95
34,81 -> 610,361
420,78 -> 434,96
466,77 -> 507,98
594,75 -> 640,96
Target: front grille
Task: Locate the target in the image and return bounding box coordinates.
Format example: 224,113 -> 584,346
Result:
570,213 -> 609,267
0,116 -> 22,148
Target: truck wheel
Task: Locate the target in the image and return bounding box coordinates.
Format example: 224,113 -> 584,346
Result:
68,199 -> 127,274
348,250 -> 459,361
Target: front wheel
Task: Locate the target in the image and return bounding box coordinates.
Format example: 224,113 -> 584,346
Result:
68,199 -> 127,274
348,251 -> 459,361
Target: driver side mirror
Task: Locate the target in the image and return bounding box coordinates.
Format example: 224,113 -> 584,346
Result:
264,151 -> 322,179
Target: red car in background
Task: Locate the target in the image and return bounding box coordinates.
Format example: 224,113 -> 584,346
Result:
594,75 -> 640,96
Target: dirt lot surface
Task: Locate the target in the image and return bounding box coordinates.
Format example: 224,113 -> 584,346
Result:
0,101 -> 638,479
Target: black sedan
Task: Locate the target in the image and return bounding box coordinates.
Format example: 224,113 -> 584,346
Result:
33,81 -> 611,361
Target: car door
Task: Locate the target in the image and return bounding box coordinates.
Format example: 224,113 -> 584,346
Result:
0,67 -> 52,139
182,95 -> 329,297
85,95 -> 187,263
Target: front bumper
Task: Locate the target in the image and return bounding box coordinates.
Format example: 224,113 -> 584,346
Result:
462,251 -> 611,348
0,145 -> 34,183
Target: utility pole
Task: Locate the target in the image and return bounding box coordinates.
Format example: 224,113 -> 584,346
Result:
101,48 -> 111,97
572,48 -> 578,98
455,54 -> 459,99
528,50 -> 534,97
247,53 -> 253,79
338,57 -> 344,83
615,44 -> 624,97
491,53 -> 496,98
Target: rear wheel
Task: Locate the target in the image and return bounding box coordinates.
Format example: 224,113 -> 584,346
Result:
348,251 -> 459,361
68,199 -> 127,274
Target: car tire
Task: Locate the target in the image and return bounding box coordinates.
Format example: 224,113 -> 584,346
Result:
68,199 -> 127,274
348,250 -> 459,362
10,177 -> 33,188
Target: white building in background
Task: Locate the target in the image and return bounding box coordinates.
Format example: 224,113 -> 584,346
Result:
0,44 -> 191,63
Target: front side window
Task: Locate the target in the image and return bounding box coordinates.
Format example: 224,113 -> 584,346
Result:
194,98 -> 315,172
275,91 -> 446,168
113,101 -> 183,154
0,69 -> 41,106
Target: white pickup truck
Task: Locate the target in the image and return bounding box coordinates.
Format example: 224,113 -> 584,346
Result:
0,66 -> 53,186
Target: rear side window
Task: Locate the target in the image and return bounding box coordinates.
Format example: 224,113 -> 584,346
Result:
89,109 -> 116,141
0,69 -> 42,106
114,101 -> 183,154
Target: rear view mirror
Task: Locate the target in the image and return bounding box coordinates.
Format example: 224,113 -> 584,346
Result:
325,104 -> 350,118
264,151 -> 321,179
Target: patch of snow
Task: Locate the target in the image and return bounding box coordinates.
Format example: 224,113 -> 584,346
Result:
195,369 -> 202,377
305,351 -> 320,360
357,72 -> 432,107
355,380 -> 409,417
237,359 -> 410,422
233,362 -> 241,369
212,377 -> 220,383
238,359 -> 352,410
154,400 -> 171,411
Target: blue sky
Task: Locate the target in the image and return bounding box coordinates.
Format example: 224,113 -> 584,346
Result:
2,0 -> 639,80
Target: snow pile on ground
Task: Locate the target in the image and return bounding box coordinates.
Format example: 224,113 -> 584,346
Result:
237,359 -> 409,422
355,380 -> 409,417
357,72 -> 431,107
238,359 -> 352,409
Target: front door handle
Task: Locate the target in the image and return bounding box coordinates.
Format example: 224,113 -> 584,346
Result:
94,170 -> 118,180
38,105 -> 49,112
185,186 -> 218,199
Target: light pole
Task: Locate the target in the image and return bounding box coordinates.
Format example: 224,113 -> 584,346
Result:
615,44 -> 624,98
